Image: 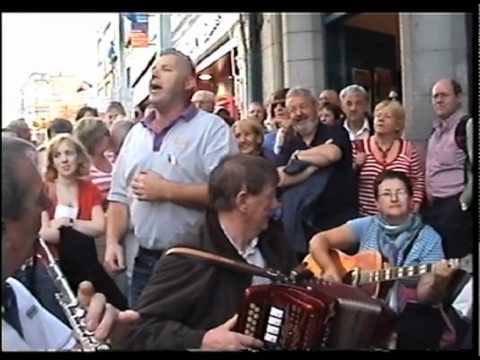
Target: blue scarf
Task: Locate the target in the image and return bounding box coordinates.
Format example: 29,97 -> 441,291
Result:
374,214 -> 424,266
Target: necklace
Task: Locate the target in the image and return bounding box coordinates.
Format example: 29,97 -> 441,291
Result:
374,138 -> 395,160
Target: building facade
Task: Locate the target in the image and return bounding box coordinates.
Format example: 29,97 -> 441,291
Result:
260,12 -> 472,154
97,13 -> 172,116
171,13 -> 247,119
97,12 -> 472,149
21,72 -> 87,129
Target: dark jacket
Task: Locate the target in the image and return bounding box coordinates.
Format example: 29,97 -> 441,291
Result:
125,211 -> 295,350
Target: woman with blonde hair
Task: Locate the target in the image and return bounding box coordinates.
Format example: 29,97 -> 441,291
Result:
354,100 -> 425,215
40,134 -> 105,244
39,133 -> 127,309
232,117 -> 265,156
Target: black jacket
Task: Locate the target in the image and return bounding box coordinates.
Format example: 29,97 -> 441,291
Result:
125,211 -> 295,350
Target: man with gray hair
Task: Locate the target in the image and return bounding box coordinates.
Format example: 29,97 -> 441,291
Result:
125,154 -> 294,350
273,87 -> 358,261
5,118 -> 32,143
339,84 -> 374,141
191,90 -> 216,113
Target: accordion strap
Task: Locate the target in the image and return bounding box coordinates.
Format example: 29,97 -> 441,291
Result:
165,247 -> 284,281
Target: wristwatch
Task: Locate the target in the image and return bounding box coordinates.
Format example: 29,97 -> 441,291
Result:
292,150 -> 301,160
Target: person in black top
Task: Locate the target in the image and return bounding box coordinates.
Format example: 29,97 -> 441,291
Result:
274,87 -> 358,260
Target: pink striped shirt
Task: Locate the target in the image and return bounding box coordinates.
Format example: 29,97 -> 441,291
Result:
90,152 -> 115,201
355,137 -> 425,216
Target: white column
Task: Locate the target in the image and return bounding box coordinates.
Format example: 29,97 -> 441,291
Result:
281,13 -> 326,96
400,13 -> 469,158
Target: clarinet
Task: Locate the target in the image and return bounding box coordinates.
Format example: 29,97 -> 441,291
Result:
38,238 -> 111,351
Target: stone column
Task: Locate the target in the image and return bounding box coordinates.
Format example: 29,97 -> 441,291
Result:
281,13 -> 327,96
400,13 -> 470,160
261,13 -> 285,101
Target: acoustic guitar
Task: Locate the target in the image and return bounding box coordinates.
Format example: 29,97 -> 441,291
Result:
301,250 -> 472,298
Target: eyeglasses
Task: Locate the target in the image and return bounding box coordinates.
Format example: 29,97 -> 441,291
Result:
378,189 -> 409,199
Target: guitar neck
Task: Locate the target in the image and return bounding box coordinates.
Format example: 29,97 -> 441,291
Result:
359,258 -> 462,284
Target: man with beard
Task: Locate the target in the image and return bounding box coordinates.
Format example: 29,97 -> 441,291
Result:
273,87 -> 358,260
104,48 -> 238,306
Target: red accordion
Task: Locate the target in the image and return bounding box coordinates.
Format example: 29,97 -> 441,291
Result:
234,281 -> 396,350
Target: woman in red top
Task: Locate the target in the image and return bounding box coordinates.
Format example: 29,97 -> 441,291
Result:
39,134 -> 105,244
354,100 -> 425,216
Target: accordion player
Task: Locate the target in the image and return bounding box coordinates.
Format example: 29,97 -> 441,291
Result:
234,281 -> 396,350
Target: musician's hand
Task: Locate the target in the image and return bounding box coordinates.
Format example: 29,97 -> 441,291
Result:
417,260 -> 457,304
131,170 -> 171,202
78,281 -> 140,346
104,243 -> 126,273
201,314 -> 264,351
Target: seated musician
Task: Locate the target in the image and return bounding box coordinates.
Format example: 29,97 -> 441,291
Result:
125,154 -> 296,350
309,170 -> 461,348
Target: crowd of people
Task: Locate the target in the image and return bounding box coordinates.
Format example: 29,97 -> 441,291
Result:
2,48 -> 473,351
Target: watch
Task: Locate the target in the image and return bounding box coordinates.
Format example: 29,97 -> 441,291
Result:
292,150 -> 301,160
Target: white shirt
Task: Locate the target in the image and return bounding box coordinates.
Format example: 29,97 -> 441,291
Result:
343,118 -> 371,141
2,278 -> 75,351
451,277 -> 472,321
220,222 -> 270,286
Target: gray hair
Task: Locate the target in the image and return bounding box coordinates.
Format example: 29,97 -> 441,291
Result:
285,87 -> 317,106
339,84 -> 368,101
209,154 -> 279,212
2,137 -> 38,221
191,90 -> 216,103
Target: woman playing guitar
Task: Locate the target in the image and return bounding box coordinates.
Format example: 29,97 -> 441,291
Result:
307,170 -> 467,349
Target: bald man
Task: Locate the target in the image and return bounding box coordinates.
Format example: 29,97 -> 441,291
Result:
318,89 -> 340,108
423,79 -> 472,259
5,118 -> 32,142
105,49 -> 238,306
191,90 -> 216,113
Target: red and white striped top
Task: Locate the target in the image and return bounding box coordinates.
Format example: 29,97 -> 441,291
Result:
355,137 -> 425,216
89,151 -> 116,201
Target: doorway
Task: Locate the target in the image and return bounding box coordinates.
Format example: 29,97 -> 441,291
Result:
325,13 -> 401,112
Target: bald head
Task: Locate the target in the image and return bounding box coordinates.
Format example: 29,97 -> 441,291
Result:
6,119 -> 31,142
318,89 -> 340,107
110,120 -> 134,155
149,49 -> 197,109
432,78 -> 462,120
157,48 -> 196,77
192,90 -> 216,113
